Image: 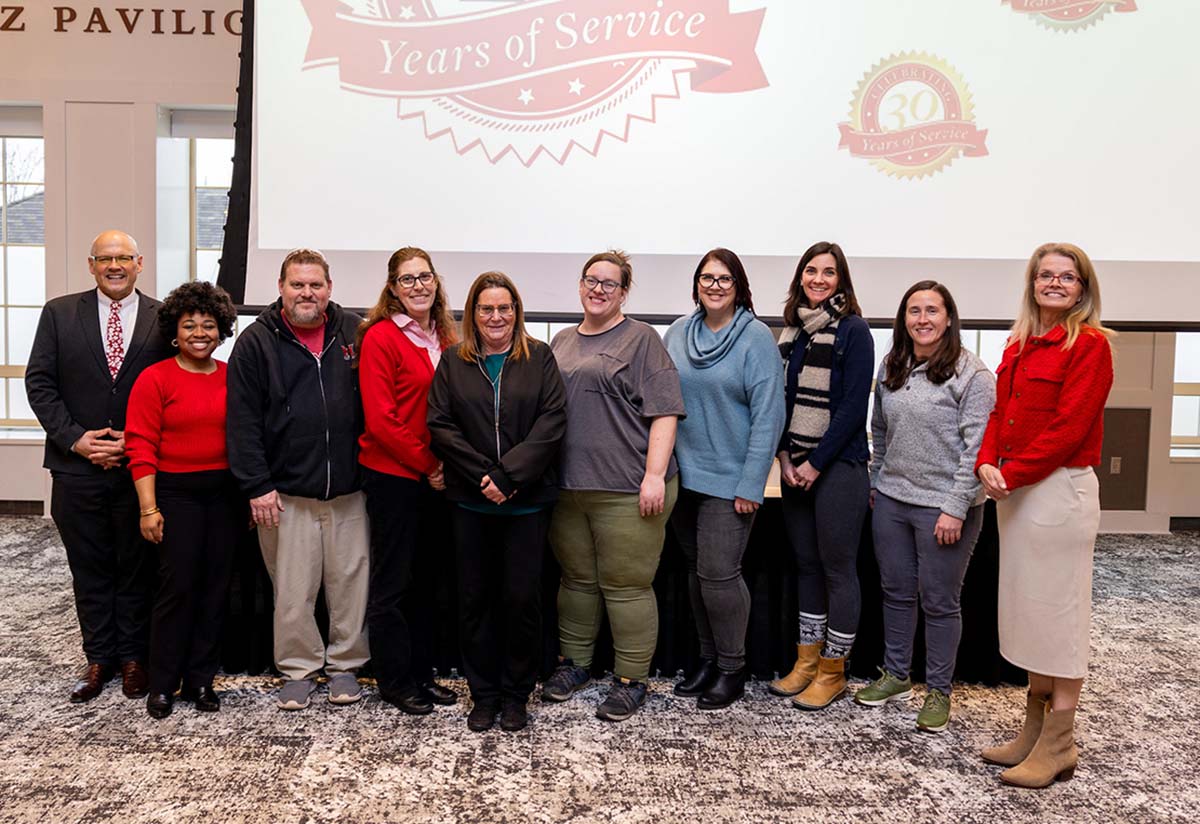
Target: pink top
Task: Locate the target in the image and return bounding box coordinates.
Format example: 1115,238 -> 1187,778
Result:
393,313 -> 442,369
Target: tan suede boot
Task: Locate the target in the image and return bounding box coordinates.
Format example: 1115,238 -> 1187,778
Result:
791,655 -> 846,710
768,643 -> 822,696
999,707 -> 1078,787
981,692 -> 1049,766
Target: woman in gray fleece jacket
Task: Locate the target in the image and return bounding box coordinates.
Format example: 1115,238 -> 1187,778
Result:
855,281 -> 996,733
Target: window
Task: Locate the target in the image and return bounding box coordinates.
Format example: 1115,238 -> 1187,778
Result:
1172,333 -> 1200,458
194,138 -> 233,284
1,137 -> 45,425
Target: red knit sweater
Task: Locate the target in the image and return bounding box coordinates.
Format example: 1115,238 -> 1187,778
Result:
126,358 -> 229,481
357,320 -> 442,480
975,325 -> 1114,491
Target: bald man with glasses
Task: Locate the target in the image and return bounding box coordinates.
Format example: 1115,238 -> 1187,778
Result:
26,230 -> 174,703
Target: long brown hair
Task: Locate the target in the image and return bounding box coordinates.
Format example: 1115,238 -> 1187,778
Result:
357,247 -> 457,351
1010,242 -> 1115,351
882,281 -> 963,391
457,271 -> 531,363
782,241 -> 862,325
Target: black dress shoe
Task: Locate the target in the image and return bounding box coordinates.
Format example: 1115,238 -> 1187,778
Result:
697,669 -> 746,710
500,700 -> 528,732
673,659 -> 719,697
419,680 -> 458,706
381,689 -> 434,716
467,699 -> 500,732
146,693 -> 174,719
121,661 -> 149,699
70,663 -> 114,704
182,685 -> 221,712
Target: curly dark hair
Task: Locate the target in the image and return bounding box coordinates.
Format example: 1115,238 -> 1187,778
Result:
158,281 -> 238,341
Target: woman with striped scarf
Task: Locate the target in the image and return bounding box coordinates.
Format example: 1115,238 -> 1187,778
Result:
768,242 -> 874,710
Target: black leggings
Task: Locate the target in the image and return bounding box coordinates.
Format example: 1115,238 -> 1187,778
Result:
780,460 -> 870,638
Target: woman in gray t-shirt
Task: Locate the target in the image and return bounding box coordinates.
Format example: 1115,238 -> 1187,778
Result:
541,250 -> 685,723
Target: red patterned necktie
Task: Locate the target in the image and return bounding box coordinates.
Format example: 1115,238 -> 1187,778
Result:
105,300 -> 124,379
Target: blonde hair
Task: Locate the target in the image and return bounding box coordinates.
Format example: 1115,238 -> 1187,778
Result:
457,271 -> 531,363
1010,242 -> 1115,351
357,247 -> 457,351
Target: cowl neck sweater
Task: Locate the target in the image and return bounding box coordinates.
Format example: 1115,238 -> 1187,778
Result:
681,306 -> 755,369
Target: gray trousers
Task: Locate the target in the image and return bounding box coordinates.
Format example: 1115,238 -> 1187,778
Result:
670,489 -> 757,672
870,493 -> 984,693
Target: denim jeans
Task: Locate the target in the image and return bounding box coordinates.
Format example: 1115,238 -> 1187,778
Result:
871,493 -> 984,692
670,489 -> 757,671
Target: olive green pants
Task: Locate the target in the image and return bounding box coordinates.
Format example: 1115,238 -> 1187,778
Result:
549,477 -> 678,681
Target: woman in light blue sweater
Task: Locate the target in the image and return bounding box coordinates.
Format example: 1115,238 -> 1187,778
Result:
664,248 -> 786,709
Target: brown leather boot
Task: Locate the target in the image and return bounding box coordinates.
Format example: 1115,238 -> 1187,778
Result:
981,692 -> 1048,766
768,643 -> 822,696
999,707 -> 1078,788
791,655 -> 846,710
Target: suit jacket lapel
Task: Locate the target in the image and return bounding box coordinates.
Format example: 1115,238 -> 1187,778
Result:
78,290 -> 109,377
115,290 -> 158,384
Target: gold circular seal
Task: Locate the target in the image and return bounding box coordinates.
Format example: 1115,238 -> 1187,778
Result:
840,52 -> 987,180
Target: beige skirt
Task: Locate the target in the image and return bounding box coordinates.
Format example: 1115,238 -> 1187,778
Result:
995,466 -> 1100,679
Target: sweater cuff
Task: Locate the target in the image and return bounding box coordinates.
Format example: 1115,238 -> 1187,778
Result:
734,477 -> 767,505
939,495 -> 971,521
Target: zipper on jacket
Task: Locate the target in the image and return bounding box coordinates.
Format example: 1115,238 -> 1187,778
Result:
282,330 -> 335,499
476,356 -> 506,461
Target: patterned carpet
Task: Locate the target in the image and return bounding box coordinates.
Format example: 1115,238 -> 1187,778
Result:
0,516 -> 1196,823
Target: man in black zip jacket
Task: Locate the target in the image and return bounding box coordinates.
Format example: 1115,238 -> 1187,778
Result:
226,248 -> 369,711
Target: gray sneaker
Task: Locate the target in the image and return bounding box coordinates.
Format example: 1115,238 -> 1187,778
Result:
277,678 -> 316,711
854,667 -> 913,707
327,672 -> 363,705
595,677 -> 647,722
541,660 -> 592,702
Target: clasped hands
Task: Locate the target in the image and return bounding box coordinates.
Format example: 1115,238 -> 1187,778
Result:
72,427 -> 125,469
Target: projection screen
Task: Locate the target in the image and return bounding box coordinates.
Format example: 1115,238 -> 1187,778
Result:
249,0 -> 1200,323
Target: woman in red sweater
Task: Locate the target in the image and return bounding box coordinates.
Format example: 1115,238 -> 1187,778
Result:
975,243 -> 1115,788
126,281 -> 240,719
357,246 -> 459,714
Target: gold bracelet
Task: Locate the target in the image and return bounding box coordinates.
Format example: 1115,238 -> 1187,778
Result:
140,507 -> 160,517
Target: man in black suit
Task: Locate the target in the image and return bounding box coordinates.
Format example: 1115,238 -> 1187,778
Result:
25,229 -> 175,703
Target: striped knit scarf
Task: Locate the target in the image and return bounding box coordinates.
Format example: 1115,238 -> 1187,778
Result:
778,294 -> 845,464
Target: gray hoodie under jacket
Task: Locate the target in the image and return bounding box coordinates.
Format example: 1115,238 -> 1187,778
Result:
868,350 -> 996,520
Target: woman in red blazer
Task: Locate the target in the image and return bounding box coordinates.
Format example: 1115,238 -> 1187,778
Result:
357,247 -> 459,714
975,243 -> 1114,789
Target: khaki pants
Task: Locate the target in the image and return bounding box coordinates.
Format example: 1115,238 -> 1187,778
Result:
258,491 -> 371,681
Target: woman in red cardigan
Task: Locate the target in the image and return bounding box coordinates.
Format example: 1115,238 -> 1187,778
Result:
126,281 -> 240,718
975,243 -> 1115,788
357,246 -> 459,714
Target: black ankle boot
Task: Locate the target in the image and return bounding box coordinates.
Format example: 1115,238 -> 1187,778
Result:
697,669 -> 745,710
674,659 -> 719,697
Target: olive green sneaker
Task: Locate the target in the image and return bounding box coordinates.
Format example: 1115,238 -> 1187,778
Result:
916,689 -> 951,733
853,668 -> 913,707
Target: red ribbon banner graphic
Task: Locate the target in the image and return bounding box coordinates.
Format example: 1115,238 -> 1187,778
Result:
838,122 -> 990,161
301,0 -> 766,98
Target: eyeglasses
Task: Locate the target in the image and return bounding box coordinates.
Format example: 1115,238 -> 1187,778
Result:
90,255 -> 137,266
396,272 -> 436,289
698,274 -> 735,290
1035,272 -> 1080,287
476,304 -> 515,318
581,275 -> 622,294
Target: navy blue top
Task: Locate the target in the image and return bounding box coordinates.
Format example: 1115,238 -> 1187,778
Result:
783,314 -> 873,471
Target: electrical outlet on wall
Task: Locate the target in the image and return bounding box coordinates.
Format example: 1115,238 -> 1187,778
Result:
1110,456 -> 1122,475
